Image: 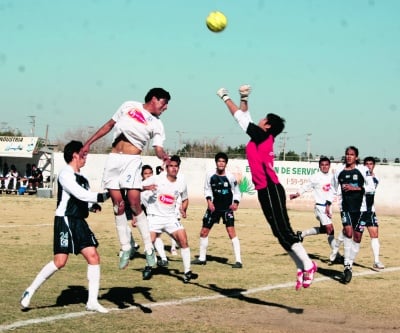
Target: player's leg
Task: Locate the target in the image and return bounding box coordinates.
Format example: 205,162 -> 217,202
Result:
81,247 -> 108,313
225,210 -> 242,268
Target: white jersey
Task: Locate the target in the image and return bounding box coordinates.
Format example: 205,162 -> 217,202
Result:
142,173 -> 188,217
298,171 -> 334,205
111,101 -> 165,150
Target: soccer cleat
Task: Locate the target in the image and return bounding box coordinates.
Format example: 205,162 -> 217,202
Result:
216,88 -> 230,102
232,262 -> 243,269
157,259 -> 169,268
373,262 -> 385,270
191,258 -> 207,265
296,231 -> 304,242
183,271 -> 198,284
119,249 -> 131,269
342,265 -> 352,284
145,248 -> 156,267
295,270 -> 303,291
142,265 -> 153,280
129,237 -> 138,260
20,290 -> 32,309
86,302 -> 109,313
302,261 -> 317,288
239,84 -> 251,99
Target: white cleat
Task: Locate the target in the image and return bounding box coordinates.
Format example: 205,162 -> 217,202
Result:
86,302 -> 109,313
20,290 -> 32,309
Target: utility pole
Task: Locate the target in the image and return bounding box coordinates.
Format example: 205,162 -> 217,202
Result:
282,132 -> 287,161
28,116 -> 36,136
306,133 -> 312,162
176,131 -> 186,152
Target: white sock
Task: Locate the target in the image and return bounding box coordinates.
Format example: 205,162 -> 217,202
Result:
87,264 -> 100,305
180,247 -> 191,273
115,214 -> 131,251
349,241 -> 360,266
154,237 -> 167,261
27,261 -> 58,294
135,212 -> 153,255
343,236 -> 352,266
371,238 -> 380,263
170,237 -> 177,250
231,237 -> 241,263
291,242 -> 313,271
303,227 -> 319,238
287,251 -> 303,270
199,237 -> 208,261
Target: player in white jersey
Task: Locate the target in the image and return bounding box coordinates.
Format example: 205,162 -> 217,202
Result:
142,155 -> 198,283
290,156 -> 338,260
331,146 -> 375,283
82,88 -> 171,272
363,156 -> 384,269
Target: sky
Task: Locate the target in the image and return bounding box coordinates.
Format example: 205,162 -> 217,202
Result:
0,0 -> 399,160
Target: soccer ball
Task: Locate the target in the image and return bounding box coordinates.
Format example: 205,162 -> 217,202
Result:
206,11 -> 227,33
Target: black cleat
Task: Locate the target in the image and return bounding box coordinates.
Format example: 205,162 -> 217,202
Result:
191,258 -> 206,265
183,270 -> 198,283
142,266 -> 153,280
296,231 -> 304,242
157,259 -> 169,267
232,262 -> 243,269
342,265 -> 352,284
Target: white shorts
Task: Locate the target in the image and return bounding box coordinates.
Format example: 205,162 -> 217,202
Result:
314,205 -> 332,226
148,214 -> 184,234
102,153 -> 142,190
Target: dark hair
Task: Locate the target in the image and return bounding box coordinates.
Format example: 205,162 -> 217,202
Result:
141,164 -> 153,177
155,165 -> 163,175
363,156 -> 376,165
170,155 -> 181,166
144,88 -> 171,103
319,156 -> 331,166
64,140 -> 83,163
345,146 -> 359,157
215,152 -> 228,163
266,113 -> 285,137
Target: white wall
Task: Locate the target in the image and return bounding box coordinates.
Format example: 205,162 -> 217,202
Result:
51,153 -> 400,215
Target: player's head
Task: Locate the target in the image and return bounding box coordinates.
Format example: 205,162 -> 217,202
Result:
169,155 -> 181,166
64,140 -> 84,163
144,88 -> 171,116
141,164 -> 153,179
144,88 -> 171,103
363,156 -> 376,165
266,113 -> 285,137
344,146 -> 359,165
318,156 -> 331,173
215,152 -> 228,163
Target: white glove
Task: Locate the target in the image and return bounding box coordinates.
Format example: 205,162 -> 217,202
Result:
216,88 -> 230,102
239,84 -> 251,101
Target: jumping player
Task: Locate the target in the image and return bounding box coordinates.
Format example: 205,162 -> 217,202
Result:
217,85 -> 317,290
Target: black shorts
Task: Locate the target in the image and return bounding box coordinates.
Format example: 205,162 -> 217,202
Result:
53,216 -> 98,255
360,211 -> 379,228
202,209 -> 235,229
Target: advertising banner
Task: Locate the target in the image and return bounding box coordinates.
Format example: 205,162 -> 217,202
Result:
0,136 -> 38,158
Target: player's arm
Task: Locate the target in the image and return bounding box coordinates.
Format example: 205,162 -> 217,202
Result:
82,119 -> 115,154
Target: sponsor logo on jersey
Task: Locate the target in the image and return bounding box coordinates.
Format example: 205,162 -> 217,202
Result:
127,109 -> 147,124
158,194 -> 175,205
322,183 -> 331,191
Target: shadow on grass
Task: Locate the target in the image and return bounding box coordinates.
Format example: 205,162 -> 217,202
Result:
192,282 -> 304,314
22,285 -> 153,313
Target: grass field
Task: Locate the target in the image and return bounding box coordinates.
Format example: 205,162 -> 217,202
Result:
0,195 -> 399,333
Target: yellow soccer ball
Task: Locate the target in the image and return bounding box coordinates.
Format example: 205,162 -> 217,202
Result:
206,11 -> 227,33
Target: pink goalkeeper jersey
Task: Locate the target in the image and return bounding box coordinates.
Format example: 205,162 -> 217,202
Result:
234,110 -> 279,190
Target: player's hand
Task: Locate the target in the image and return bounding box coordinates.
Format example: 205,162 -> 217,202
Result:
89,203 -> 102,213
